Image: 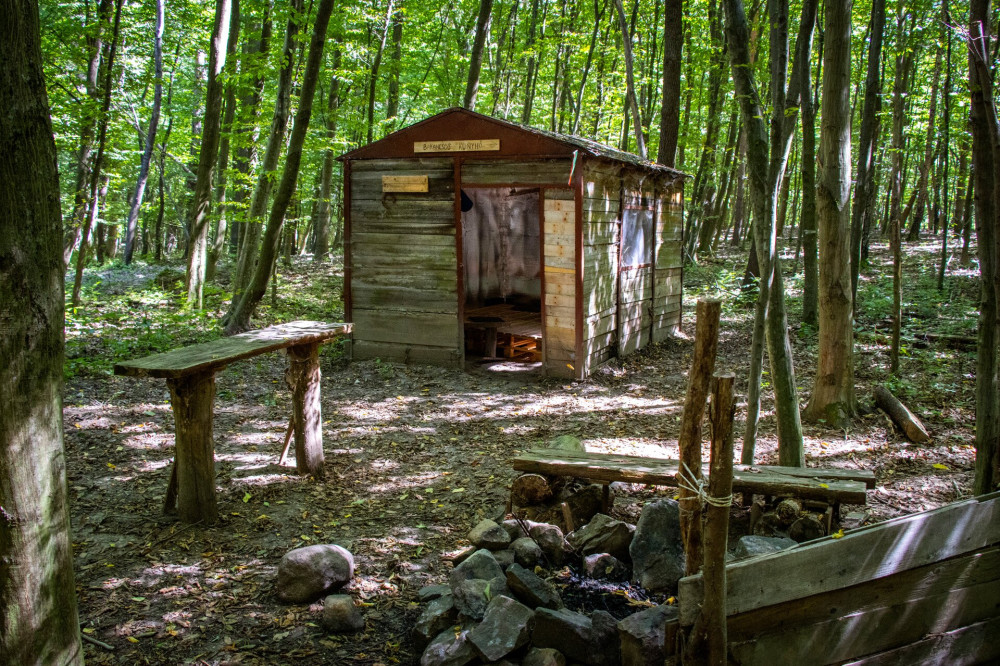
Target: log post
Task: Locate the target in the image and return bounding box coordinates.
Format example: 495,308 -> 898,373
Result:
703,372 -> 736,666
167,371 -> 218,524
287,342 -> 325,478
678,297 -> 722,576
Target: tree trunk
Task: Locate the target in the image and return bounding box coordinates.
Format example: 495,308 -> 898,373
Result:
571,0 -> 606,136
185,0 -> 233,308
888,11 -> 913,375
804,0 -> 855,428
0,2 -> 83,660
907,46 -> 943,241
123,0 -> 165,265
314,55 -> 341,263
969,0 -> 1000,494
225,0 -> 335,335
657,0 -> 682,166
937,0 -> 952,291
520,0 -> 540,123
464,0 -> 494,111
386,9 -> 403,128
367,0 -> 396,141
849,0 -> 885,302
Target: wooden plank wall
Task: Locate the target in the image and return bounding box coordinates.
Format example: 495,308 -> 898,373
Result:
675,492 -> 1000,665
653,180 -> 683,342
580,162 -> 622,376
461,158 -> 571,185
348,158 -> 462,365
617,171 -> 656,358
543,189 -> 577,378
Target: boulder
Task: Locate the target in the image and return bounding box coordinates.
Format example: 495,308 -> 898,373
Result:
469,519 -> 511,551
420,628 -> 477,666
528,523 -> 571,567
523,647 -> 567,666
630,499 -> 685,593
493,548 -> 515,569
547,434 -> 586,451
413,594 -> 457,648
732,535 -> 798,560
568,514 -> 634,562
321,594 -> 364,633
533,608 -> 619,666
418,584 -> 452,602
468,595 -> 535,662
617,604 -> 679,666
505,563 -> 563,610
275,544 -> 354,603
501,519 -> 534,541
582,553 -> 629,582
449,549 -> 504,590
453,578 -> 492,621
511,536 -> 545,568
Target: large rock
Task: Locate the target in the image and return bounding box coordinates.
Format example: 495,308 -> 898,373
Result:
493,548 -> 515,569
617,604 -> 679,666
568,514 -> 634,562
733,535 -> 797,560
546,434 -> 585,451
505,563 -> 563,610
413,594 -> 458,647
511,536 -> 544,568
468,595 -> 535,662
453,578 -> 492,621
449,549 -> 504,590
532,608 -> 619,666
418,584 -> 452,602
528,523 -> 571,567
630,499 -> 685,593
583,553 -> 629,582
275,544 -> 354,603
321,594 -> 365,633
501,519 -> 534,541
523,647 -> 567,666
469,519 -> 511,551
420,628 -> 477,666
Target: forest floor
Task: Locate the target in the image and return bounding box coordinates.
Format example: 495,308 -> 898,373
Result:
64,236 -> 980,665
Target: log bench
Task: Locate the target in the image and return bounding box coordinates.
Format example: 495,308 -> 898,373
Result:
114,320 -> 351,524
512,448 -> 875,511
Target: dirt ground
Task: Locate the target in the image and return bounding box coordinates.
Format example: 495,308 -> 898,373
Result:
65,241 -> 979,665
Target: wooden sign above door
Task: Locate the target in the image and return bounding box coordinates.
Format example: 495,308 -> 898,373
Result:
413,139 -> 500,153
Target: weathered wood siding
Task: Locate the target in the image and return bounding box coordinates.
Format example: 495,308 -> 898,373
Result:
461,158 -> 572,185
543,189 -> 576,378
652,181 -> 683,342
580,162 -> 621,376
348,158 -> 462,365
617,172 -> 656,358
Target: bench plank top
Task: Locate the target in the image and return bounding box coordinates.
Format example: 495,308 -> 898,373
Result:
513,448 -> 874,504
114,321 -> 351,379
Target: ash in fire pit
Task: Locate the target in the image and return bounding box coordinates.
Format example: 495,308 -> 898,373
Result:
553,568 -> 667,620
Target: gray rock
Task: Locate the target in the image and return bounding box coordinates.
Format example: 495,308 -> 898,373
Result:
469,519 -> 512,551
532,608 -> 618,666
505,563 -> 563,610
529,523 -> 570,567
493,548 -> 516,569
523,647 -> 567,666
468,595 -> 535,662
418,584 -> 452,602
732,535 -> 797,560
321,594 -> 364,633
501,519 -> 533,541
413,594 -> 457,648
582,553 -> 629,582
449,549 -> 504,590
630,499 -> 685,593
420,627 -> 477,666
512,536 -> 544,568
617,604 -> 679,666
275,544 -> 354,603
547,434 -> 585,451
568,514 -> 634,562
453,578 -> 491,621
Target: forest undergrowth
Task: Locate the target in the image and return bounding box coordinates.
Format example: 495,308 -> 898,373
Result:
64,236 -> 979,665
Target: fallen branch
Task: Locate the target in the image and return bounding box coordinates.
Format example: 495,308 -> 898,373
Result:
80,632 -> 114,651
874,386 -> 930,443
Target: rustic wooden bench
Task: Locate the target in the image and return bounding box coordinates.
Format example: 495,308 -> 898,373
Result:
115,320 -> 351,524
513,448 -> 875,507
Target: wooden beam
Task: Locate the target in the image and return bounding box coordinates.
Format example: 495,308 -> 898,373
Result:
286,342 -> 324,479
167,371 -> 218,524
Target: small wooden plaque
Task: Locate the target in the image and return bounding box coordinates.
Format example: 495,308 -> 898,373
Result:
382,175 -> 429,193
413,139 -> 501,153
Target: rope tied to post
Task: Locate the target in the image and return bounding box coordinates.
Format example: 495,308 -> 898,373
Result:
677,461 -> 733,509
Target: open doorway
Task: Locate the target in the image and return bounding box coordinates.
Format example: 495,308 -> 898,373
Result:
461,187 -> 543,362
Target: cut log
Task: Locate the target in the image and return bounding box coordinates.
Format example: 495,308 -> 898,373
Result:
873,385 -> 930,443
286,342 -> 324,478
510,473 -> 554,506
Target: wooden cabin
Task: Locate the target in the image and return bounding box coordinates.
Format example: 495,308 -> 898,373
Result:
338,108 -> 686,379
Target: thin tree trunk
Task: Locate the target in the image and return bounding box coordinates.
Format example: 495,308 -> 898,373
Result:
938,0 -> 952,291
314,53 -> 341,262
185,0 -> 234,308
612,0 -> 646,158
225,0 -> 334,335
0,1 -> 83,660
464,0 -> 494,111
801,21 -> 821,326
386,9 -> 403,128
367,0 -> 396,140
520,0 -> 540,123
123,0 -> 165,265
907,46 -> 943,241
571,0 -> 606,135
888,11 -> 913,375
804,0 -> 855,427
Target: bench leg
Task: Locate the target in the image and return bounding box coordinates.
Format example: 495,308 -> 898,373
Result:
167,372 -> 218,524
287,343 -> 324,479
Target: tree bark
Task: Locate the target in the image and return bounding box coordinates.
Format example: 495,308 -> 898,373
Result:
464,0 -> 494,111
804,0 -> 855,427
611,0 -> 646,158
657,0 -> 682,166
907,46 -> 943,241
225,0 -> 335,335
888,11 -> 913,375
123,0 -> 165,265
386,9 -> 403,128
1,1 -> 83,660
185,0 -> 233,308
314,54 -> 342,262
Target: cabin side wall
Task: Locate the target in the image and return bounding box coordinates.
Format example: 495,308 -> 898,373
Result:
617,171 -> 657,357
653,179 -> 684,341
347,157 -> 462,365
580,162 -> 623,376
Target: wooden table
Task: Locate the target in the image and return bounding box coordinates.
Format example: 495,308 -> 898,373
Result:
115,321 -> 351,524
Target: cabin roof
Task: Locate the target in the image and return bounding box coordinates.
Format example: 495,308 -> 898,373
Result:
339,107 -> 688,179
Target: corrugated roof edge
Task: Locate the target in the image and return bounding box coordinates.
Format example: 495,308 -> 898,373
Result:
338,107 -> 690,179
